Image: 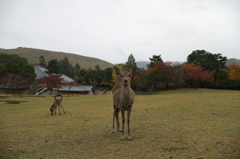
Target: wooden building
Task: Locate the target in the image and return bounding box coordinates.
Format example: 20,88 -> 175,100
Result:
34,65 -> 94,95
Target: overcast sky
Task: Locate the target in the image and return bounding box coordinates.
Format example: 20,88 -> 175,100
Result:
1,0 -> 239,64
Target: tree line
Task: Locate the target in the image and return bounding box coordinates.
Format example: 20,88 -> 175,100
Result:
0,54 -> 36,93
39,50 -> 240,90
39,56 -> 113,87
133,50 -> 240,90
0,49 -> 240,94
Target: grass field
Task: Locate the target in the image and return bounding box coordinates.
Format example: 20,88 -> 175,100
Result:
0,89 -> 239,159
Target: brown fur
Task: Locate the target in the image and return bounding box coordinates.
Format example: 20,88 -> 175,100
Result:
50,93 -> 65,115
111,68 -> 136,140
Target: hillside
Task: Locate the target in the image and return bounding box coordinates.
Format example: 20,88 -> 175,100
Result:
0,47 -> 114,69
226,58 -> 239,66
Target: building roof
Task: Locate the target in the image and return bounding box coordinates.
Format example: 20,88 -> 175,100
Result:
34,65 -> 74,83
53,85 -> 93,92
34,65 -> 48,79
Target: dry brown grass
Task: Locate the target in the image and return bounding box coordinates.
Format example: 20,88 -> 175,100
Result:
0,89 -> 239,158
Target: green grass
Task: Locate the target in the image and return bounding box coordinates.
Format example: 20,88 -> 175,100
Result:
0,89 -> 240,159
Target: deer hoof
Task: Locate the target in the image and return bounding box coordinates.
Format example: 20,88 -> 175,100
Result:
127,137 -> 132,140
121,136 -> 124,140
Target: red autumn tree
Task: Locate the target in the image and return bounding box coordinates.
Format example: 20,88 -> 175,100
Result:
11,74 -> 29,94
145,62 -> 173,91
0,73 -> 29,94
199,70 -> 215,83
38,74 -> 64,95
134,70 -> 151,91
183,63 -> 202,81
182,63 -> 214,88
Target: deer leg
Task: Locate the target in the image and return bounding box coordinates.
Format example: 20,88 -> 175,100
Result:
60,103 -> 65,113
53,103 -> 57,114
116,108 -> 121,132
50,105 -> 54,116
58,104 -> 61,115
112,105 -> 117,133
121,109 -> 125,140
51,108 -> 54,116
127,108 -> 132,140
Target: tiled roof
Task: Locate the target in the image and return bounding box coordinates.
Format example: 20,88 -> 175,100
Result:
34,65 -> 48,79
53,85 -> 93,92
34,65 -> 74,83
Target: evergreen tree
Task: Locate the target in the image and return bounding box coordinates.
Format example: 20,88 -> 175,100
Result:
147,54 -> 163,68
104,67 -> 113,83
0,54 -> 36,79
125,54 -> 137,69
94,65 -> 105,85
95,64 -> 100,70
74,63 -> 81,77
46,59 -> 60,74
187,50 -> 228,86
187,50 -> 227,71
39,56 -> 46,67
58,57 -> 74,78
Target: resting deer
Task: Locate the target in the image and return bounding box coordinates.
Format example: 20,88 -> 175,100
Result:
50,93 -> 65,115
112,68 -> 136,140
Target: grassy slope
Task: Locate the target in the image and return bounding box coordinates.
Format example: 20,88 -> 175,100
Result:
0,47 -> 114,69
0,89 -> 239,158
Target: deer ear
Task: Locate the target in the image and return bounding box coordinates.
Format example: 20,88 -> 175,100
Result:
114,68 -> 121,75
130,68 -> 136,75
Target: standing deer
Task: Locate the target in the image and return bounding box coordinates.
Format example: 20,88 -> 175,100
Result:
50,93 -> 65,115
112,68 -> 136,140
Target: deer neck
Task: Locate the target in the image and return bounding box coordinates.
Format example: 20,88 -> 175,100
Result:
121,85 -> 131,97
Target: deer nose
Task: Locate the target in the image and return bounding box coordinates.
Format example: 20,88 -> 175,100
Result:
124,79 -> 128,83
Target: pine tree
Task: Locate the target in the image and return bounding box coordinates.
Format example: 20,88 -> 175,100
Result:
39,56 -> 46,67
125,54 -> 137,69
147,55 -> 163,68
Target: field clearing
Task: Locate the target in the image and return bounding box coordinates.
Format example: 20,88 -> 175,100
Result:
0,89 -> 240,158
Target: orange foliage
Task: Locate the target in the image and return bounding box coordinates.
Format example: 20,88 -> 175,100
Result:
182,63 -> 214,82
229,64 -> 240,81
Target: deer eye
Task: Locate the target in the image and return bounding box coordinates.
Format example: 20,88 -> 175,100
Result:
129,75 -> 131,77
121,75 -> 123,77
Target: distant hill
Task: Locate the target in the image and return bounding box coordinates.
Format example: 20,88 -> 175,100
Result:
0,47 -> 114,69
226,58 -> 239,66
136,61 -> 149,70
136,59 -> 238,70
136,61 -> 184,70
